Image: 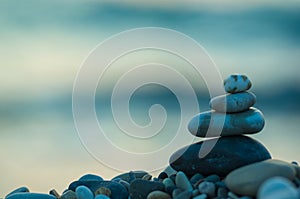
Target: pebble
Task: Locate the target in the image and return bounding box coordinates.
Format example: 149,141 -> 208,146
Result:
5,187 -> 30,198
147,190 -> 171,199
95,187 -> 111,197
163,178 -> 175,188
192,189 -> 199,197
169,135 -> 271,177
210,91 -> 256,113
198,181 -> 216,198
75,186 -> 94,199
258,177 -> 299,199
217,187 -> 228,198
112,171 -> 148,183
224,74 -> 252,93
6,193 -> 56,199
142,174 -> 153,181
172,188 -> 183,198
188,107 -> 265,137
78,174 -> 103,182
190,173 -> 204,185
94,194 -> 110,199
192,194 -> 207,199
129,179 -> 165,199
158,172 -> 168,180
60,190 -> 76,199
69,180 -> 128,199
49,189 -> 60,198
175,171 -> 193,191
204,174 -> 220,183
173,190 -> 192,199
225,159 -> 297,196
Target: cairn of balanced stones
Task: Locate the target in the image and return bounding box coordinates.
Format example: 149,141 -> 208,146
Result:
170,74 -> 271,177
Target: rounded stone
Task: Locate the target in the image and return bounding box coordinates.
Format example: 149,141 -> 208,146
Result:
198,181 -> 216,198
175,171 -> 193,191
225,159 -> 297,196
258,177 -> 299,199
210,92 -> 256,113
147,190 -> 171,199
75,186 -> 94,199
224,74 -> 252,93
129,179 -> 165,199
188,107 -> 265,137
169,135 -> 271,177
78,174 -> 103,182
6,193 -> 56,199
5,187 -> 30,198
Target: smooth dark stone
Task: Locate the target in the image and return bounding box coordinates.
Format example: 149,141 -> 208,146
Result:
6,193 -> 56,199
68,180 -> 128,199
169,135 -> 271,177
129,179 -> 165,199
188,108 -> 265,137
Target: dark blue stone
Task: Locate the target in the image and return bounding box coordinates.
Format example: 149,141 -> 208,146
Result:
169,135 -> 271,177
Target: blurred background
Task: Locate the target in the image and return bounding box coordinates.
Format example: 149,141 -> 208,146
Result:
1,0 -> 300,196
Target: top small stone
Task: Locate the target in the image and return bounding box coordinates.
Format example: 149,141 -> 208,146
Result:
224,74 -> 252,93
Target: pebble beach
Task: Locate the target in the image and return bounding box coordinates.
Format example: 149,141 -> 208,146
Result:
3,74 -> 300,199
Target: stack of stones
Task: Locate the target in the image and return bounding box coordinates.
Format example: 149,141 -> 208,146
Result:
170,74 -> 271,177
3,74 -> 300,199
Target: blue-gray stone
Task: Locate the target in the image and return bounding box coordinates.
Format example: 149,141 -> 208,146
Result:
224,74 -> 252,93
210,92 -> 256,113
188,107 -> 265,137
169,135 -> 271,177
6,193 -> 56,199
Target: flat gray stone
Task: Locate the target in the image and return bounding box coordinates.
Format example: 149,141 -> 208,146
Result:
225,159 -> 297,196
188,107 -> 265,137
210,92 -> 256,113
224,74 -> 252,93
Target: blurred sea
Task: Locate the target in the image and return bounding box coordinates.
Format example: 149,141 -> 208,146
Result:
0,1 -> 300,197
